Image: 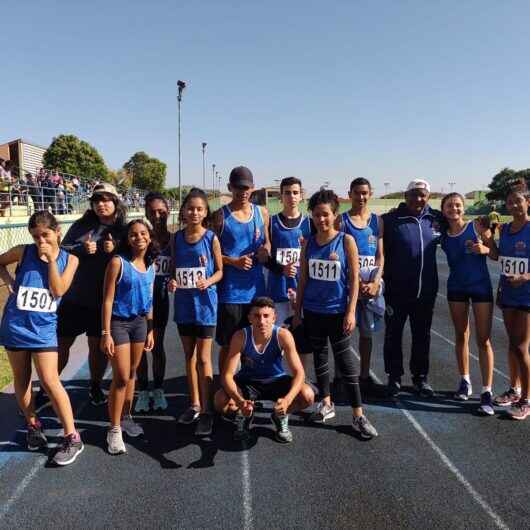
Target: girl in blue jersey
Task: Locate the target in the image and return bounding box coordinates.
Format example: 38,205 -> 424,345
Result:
294,189 -> 378,439
0,211 -> 83,465
440,193 -> 496,415
101,219 -> 156,454
168,188 -> 223,436
488,180 -> 530,420
136,193 -> 172,413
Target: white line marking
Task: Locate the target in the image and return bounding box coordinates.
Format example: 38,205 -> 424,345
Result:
241,448 -> 253,530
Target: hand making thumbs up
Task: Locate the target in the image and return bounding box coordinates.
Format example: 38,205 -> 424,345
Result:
83,231 -> 97,254
103,232 -> 115,254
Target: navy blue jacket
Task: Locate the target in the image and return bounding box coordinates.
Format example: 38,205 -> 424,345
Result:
382,203 -> 442,302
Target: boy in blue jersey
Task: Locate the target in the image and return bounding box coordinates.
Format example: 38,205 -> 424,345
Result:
212,167 -> 271,372
214,297 -> 314,443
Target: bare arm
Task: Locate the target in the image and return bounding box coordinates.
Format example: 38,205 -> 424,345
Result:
344,234 -> 359,334
259,206 -> 272,256
0,245 -> 24,293
100,256 -> 121,357
47,253 -> 79,298
221,330 -> 247,407
207,235 -> 224,286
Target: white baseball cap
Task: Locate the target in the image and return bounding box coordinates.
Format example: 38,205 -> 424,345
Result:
406,179 -> 431,193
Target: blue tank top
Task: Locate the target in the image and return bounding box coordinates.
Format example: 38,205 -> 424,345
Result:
440,221 -> 492,294
238,325 -> 286,381
0,245 -> 69,349
267,214 -> 312,302
112,257 -> 155,318
340,212 -> 379,268
218,204 -> 266,303
303,232 -> 349,314
173,229 -> 218,326
498,221 -> 530,307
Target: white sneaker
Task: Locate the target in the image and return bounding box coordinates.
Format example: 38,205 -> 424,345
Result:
309,401 -> 336,423
121,415 -> 144,437
134,390 -> 151,413
107,427 -> 126,455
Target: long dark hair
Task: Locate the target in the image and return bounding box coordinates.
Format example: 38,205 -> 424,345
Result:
179,187 -> 211,227
117,218 -> 159,267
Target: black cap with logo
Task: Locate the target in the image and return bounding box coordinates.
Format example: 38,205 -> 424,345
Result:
229,166 -> 254,188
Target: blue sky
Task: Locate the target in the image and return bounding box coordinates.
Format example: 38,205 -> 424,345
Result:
2,1 -> 530,195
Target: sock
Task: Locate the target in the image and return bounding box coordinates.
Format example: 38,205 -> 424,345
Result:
462,374 -> 471,384
513,387 -> 522,395
481,386 -> 492,394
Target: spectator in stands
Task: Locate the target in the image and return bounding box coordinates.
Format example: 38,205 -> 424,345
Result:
26,173 -> 42,212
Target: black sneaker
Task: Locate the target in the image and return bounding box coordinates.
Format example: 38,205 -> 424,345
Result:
413,377 -> 434,398
386,377 -> 401,398
89,384 -> 107,406
195,413 -> 214,437
53,433 -> 84,466
233,412 -> 253,442
27,421 -> 48,451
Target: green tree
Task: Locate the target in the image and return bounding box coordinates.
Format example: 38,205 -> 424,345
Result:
123,152 -> 166,191
43,134 -> 108,180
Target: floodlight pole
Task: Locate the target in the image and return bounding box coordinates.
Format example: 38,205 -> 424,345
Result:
212,164 -> 216,199
177,80 -> 186,209
201,142 -> 207,189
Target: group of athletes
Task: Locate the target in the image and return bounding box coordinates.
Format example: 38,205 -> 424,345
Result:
0,166 -> 528,467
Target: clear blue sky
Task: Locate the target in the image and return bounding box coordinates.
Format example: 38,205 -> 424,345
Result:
2,1 -> 530,195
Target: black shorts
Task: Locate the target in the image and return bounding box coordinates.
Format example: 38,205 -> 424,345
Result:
234,374 -> 293,401
111,315 -> 147,346
153,288 -> 169,329
215,303 -> 250,347
5,346 -> 57,353
177,323 -> 215,339
57,300 -> 101,338
447,290 -> 494,304
501,305 -> 530,313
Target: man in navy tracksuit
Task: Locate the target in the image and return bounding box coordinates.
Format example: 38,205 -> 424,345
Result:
382,179 -> 442,398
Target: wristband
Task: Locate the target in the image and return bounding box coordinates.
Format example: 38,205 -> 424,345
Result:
101,330 -> 110,336
147,319 -> 154,332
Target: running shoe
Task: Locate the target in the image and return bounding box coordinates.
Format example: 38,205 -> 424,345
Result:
478,392 -> 495,416
107,427 -> 126,455
308,401 -> 336,423
121,415 -> 144,437
177,405 -> 200,424
53,433 -> 84,466
271,412 -> 293,443
454,379 -> 472,401
89,384 -> 107,406
233,411 -> 253,442
34,388 -> 50,411
27,421 -> 48,451
352,415 -> 379,440
493,388 -> 521,407
386,377 -> 401,398
134,390 -> 151,413
413,377 -> 435,398
152,388 -> 168,411
507,400 -> 530,421
195,413 -> 214,437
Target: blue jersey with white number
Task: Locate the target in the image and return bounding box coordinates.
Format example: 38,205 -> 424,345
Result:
0,245 -> 69,349
173,229 -> 218,326
238,325 -> 286,382
340,212 -> 379,268
498,221 -> 530,307
267,214 -> 312,302
303,232 -> 348,314
218,204 -> 266,304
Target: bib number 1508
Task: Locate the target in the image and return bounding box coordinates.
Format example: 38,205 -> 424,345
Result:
16,286 -> 57,312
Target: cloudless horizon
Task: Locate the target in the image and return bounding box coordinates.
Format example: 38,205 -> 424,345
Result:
2,1 -> 530,195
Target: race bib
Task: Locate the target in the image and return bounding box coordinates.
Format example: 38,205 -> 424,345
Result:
155,256 -> 172,277
358,255 -> 376,268
499,256 -> 528,276
276,247 -> 301,266
16,286 -> 57,313
175,267 -> 206,288
308,259 -> 341,282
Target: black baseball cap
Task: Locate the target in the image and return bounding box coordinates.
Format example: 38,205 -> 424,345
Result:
229,166 -> 254,188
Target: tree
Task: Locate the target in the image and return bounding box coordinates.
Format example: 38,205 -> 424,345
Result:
123,152 -> 166,192
107,168 -> 132,189
43,134 -> 109,180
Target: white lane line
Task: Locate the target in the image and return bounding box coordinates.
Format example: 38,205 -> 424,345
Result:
436,292 -> 504,323
430,328 -> 509,381
241,448 -> 253,530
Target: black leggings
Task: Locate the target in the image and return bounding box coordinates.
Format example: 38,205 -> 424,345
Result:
304,309 -> 362,409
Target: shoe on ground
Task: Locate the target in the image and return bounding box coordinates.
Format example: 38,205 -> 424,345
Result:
195,413 -> 214,437
152,388 -> 168,411
34,388 -> 50,411
386,377 -> 401,398
477,391 -> 495,416
507,400 -> 530,420
107,427 -> 127,455
413,377 -> 434,398
121,415 -> 144,437
352,415 -> 378,440
53,433 -> 84,466
309,401 -> 336,423
454,379 -> 472,401
178,406 -> 200,424
271,412 -> 293,444
493,388 -> 521,407
27,421 -> 48,451
134,390 -> 151,413
89,385 -> 107,406
233,412 -> 253,442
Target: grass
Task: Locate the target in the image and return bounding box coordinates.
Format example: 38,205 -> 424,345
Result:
0,347 -> 12,390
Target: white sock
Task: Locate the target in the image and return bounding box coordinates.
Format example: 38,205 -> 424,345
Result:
462,374 -> 471,384
481,386 -> 492,394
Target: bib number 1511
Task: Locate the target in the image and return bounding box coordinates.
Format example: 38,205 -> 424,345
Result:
308,259 -> 341,282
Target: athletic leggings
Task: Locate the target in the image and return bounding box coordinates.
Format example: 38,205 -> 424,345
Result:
304,309 -> 362,408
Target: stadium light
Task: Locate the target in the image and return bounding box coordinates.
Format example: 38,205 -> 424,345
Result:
201,142 -> 207,189
177,80 -> 187,209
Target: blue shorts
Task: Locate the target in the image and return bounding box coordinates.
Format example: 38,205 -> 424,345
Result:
447,289 -> 493,304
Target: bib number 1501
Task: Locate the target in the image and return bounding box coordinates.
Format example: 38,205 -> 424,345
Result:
16,286 -> 57,312
308,259 -> 341,282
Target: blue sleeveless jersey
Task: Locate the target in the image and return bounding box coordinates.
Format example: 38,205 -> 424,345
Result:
498,221 -> 530,307
340,212 -> 379,268
218,204 -> 266,303
440,221 -> 492,294
112,257 -> 155,318
303,232 -> 349,314
267,214 -> 312,302
173,229 -> 218,326
0,245 -> 69,349
238,325 -> 286,381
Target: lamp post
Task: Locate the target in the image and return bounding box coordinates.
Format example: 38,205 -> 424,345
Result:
201,142 -> 207,189
384,181 -> 390,197
218,172 -> 221,204
212,164 -> 216,199
177,80 -> 186,209
449,181 -> 456,192
215,171 -> 219,205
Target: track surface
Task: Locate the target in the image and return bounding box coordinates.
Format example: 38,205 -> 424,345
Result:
0,253 -> 528,530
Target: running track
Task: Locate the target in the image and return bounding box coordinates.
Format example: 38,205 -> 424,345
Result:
0,253 -> 528,530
